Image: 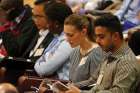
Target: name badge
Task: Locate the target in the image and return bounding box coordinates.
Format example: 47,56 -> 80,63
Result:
34,48 -> 44,56
79,57 -> 88,66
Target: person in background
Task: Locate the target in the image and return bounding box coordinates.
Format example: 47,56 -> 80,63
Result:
115,0 -> 140,22
123,8 -> 140,31
0,83 -> 19,93
61,13 -> 140,93
0,0 -> 38,84
0,0 -> 38,57
128,30 -> 140,56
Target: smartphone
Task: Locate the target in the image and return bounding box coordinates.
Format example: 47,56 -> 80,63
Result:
53,81 -> 69,91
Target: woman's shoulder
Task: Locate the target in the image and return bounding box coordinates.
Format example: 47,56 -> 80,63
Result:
89,46 -> 105,59
91,46 -> 103,54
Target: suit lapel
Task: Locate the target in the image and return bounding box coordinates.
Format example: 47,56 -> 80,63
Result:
22,33 -> 39,58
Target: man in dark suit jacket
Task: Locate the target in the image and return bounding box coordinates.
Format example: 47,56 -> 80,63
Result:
24,1 -> 54,64
0,0 -> 52,84
0,0 -> 38,57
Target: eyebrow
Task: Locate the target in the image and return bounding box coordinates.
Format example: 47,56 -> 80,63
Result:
95,34 -> 104,36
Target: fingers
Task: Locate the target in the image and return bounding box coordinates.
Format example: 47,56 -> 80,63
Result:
65,85 -> 81,93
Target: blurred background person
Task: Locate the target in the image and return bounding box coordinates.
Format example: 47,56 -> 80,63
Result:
128,30 -> 140,56
0,83 -> 19,93
0,0 -> 38,85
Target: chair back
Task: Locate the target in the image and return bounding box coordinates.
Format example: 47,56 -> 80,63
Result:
135,56 -> 140,93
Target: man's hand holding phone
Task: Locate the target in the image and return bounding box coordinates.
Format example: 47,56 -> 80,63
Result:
52,81 -> 69,92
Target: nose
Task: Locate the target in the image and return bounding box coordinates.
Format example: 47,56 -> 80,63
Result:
66,37 -> 71,43
33,18 -> 38,24
64,34 -> 71,42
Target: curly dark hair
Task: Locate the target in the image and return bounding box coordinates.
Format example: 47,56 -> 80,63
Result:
44,2 -> 73,25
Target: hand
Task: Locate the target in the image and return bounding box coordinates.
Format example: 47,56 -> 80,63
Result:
65,85 -> 81,93
38,80 -> 48,93
38,86 -> 47,93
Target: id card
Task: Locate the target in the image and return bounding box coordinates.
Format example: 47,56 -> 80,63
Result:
34,48 -> 44,56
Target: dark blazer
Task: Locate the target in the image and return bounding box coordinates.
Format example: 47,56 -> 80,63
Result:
1,5 -> 38,57
0,5 -> 39,84
22,31 -> 54,62
0,31 -> 53,85
1,31 -> 54,69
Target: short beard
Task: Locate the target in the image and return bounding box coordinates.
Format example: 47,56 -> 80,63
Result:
106,42 -> 115,52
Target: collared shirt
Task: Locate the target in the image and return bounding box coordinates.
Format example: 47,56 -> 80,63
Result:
29,29 -> 49,57
82,42 -> 140,93
34,32 -> 73,80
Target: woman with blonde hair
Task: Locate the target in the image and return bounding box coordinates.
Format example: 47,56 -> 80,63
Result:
63,14 -> 104,89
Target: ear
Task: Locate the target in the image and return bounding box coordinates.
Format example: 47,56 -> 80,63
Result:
81,28 -> 87,36
112,32 -> 119,40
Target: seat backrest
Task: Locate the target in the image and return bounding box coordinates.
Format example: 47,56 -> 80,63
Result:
128,30 -> 140,56
135,82 -> 140,93
135,56 -> 140,93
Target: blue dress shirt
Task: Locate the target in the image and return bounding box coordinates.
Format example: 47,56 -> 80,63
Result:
115,0 -> 140,21
34,32 -> 73,80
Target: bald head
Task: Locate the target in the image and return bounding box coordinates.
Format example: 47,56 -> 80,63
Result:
0,83 -> 19,93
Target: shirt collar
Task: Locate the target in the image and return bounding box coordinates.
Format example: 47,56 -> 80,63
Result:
54,32 -> 65,41
108,41 -> 129,59
39,29 -> 49,37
